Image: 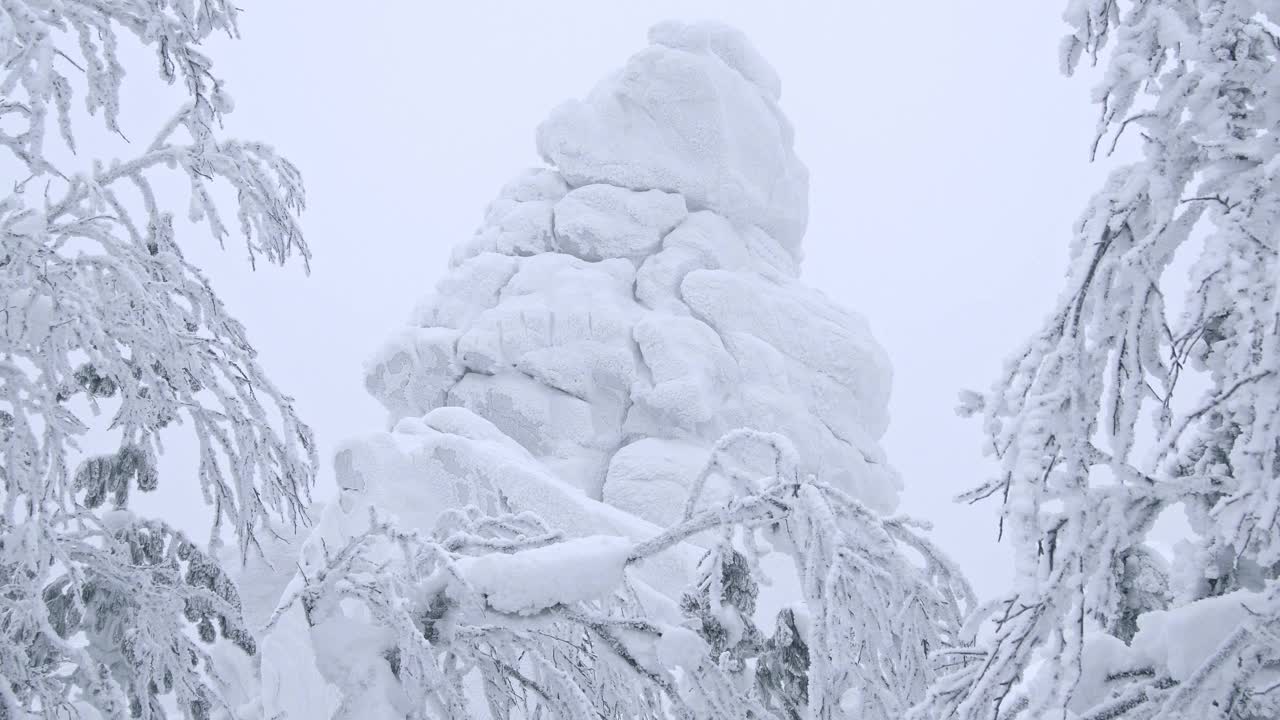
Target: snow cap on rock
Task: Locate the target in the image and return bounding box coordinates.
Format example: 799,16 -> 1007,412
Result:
536,20 -> 809,255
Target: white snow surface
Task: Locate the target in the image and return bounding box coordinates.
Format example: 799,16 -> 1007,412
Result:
253,407 -> 701,718
655,624 -> 711,670
325,406 -> 699,595
453,534 -> 633,614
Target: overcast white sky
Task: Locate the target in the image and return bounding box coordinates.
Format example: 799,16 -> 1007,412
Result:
137,2 -> 1117,597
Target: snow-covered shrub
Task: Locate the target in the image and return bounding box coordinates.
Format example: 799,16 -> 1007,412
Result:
915,2 -> 1280,718
0,2 -> 313,717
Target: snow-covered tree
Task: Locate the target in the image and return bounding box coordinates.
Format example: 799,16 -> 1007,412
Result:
915,2 -> 1280,718
243,20 -> 973,719
0,3 -> 314,717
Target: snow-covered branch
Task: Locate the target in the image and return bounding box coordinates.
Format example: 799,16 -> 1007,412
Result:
920,2 -> 1280,717
285,429 -> 972,719
1,1 -> 313,716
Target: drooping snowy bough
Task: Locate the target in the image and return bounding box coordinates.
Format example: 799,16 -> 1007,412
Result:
914,3 -> 1280,719
244,22 -> 972,719
1,3 -> 314,719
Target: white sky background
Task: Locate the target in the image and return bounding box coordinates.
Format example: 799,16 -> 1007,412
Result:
121,1 -> 1118,598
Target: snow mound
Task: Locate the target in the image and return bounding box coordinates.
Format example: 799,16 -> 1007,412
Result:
656,624 -> 711,670
1130,589 -> 1262,682
535,20 -> 809,252
454,535 -> 633,614
367,229 -> 900,513
648,20 -> 782,101
256,600 -> 341,719
603,437 -> 725,528
1068,590 -> 1272,714
253,406 -> 701,717
324,407 -> 699,594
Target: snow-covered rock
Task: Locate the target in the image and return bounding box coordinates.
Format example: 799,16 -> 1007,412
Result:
454,534 -> 633,614
629,316 -> 738,430
602,437 -> 715,527
261,22 -> 906,717
258,603 -> 342,719
1130,590 -> 1263,683
656,624 -> 711,670
1066,590 -> 1274,715
452,168 -> 569,264
363,327 -> 460,423
328,407 -> 699,593
536,21 -> 809,252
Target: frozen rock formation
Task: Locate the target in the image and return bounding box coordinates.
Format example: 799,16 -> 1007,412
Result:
243,21 -> 908,719
363,19 -> 900,528
537,20 -> 809,252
